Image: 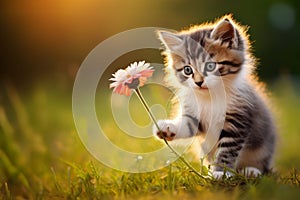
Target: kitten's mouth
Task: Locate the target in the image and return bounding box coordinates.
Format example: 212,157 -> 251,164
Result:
199,86 -> 209,90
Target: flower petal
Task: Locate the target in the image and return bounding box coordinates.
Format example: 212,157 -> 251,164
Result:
125,87 -> 131,96
137,61 -> 145,68
140,69 -> 154,77
139,77 -> 147,86
113,84 -> 123,94
109,82 -> 119,88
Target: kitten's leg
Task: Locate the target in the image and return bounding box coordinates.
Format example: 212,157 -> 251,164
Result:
153,110 -> 200,141
153,89 -> 202,141
212,130 -> 245,179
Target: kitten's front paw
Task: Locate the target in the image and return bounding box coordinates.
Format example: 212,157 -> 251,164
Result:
241,167 -> 261,178
153,120 -> 177,141
212,171 -> 234,180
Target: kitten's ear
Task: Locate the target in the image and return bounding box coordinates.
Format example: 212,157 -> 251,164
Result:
157,31 -> 183,51
211,18 -> 237,46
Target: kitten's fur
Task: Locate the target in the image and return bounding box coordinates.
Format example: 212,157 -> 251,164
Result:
153,15 -> 276,178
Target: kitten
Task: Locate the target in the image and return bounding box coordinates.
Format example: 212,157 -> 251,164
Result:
153,15 -> 276,178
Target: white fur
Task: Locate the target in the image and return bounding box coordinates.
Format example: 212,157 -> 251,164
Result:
240,167 -> 262,177
212,171 -> 234,179
153,119 -> 177,140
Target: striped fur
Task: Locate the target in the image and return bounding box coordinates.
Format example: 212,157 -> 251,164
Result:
153,15 -> 276,178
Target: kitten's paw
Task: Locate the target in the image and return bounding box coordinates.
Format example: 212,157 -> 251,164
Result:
153,120 -> 177,141
212,171 -> 234,180
241,167 -> 261,177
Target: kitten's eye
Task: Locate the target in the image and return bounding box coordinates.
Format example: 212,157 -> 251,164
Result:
183,65 -> 193,76
204,62 -> 217,72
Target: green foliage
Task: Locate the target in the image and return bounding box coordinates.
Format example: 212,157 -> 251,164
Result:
0,77 -> 300,199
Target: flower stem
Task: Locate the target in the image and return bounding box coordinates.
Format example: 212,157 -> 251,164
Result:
134,88 -> 160,132
134,88 -> 205,179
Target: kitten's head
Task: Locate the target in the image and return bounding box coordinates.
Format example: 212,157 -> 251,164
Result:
158,15 -> 253,92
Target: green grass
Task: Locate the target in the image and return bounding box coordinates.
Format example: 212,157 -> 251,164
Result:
1,76 -> 300,199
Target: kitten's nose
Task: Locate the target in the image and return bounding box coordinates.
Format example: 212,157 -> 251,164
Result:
195,81 -> 203,87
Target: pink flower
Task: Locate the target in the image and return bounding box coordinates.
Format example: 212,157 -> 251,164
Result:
109,61 -> 154,96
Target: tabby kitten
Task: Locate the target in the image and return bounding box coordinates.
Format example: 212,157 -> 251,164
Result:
153,15 -> 276,178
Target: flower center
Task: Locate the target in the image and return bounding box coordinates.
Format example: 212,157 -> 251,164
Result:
125,78 -> 140,89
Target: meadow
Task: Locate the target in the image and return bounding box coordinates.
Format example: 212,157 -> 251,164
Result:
1,0 -> 299,199
1,75 -> 300,200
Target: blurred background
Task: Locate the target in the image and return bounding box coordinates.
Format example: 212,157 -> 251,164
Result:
0,0 -> 300,197
1,0 -> 299,84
